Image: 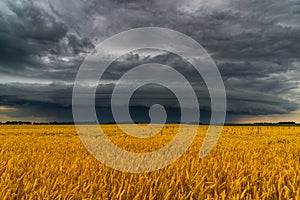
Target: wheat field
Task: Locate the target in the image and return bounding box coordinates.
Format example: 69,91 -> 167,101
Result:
0,124 -> 299,199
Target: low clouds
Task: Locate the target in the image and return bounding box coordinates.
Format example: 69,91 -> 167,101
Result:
0,0 -> 300,122
0,82 -> 73,121
0,0 -> 94,82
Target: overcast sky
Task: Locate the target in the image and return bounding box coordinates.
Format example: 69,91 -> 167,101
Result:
0,0 -> 300,123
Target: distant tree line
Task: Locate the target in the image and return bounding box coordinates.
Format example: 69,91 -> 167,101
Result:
0,121 -> 297,125
276,121 -> 296,125
235,121 -> 297,126
1,121 -> 32,125
0,121 -> 74,125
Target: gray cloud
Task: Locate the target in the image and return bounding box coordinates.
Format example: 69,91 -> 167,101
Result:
0,82 -> 73,121
0,0 -> 94,82
0,0 -> 300,122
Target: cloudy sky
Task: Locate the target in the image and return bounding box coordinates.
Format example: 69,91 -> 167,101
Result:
0,0 -> 300,123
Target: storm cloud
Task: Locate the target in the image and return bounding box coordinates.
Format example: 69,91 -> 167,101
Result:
0,0 -> 300,122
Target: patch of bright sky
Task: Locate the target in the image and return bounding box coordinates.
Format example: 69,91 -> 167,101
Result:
177,0 -> 230,14
0,74 -> 54,84
0,106 -> 16,111
237,109 -> 300,123
0,114 -> 49,122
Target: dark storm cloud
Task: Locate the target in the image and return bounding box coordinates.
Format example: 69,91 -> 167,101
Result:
0,82 -> 73,121
0,0 -> 94,81
0,82 -> 71,106
227,89 -> 298,115
0,0 -> 300,121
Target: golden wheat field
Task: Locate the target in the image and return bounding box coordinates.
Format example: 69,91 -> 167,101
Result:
0,124 -> 299,199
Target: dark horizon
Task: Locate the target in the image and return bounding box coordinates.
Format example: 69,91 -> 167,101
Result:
1,120 -> 298,126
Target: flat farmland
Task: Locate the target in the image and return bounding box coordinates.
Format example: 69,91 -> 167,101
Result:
0,125 -> 299,199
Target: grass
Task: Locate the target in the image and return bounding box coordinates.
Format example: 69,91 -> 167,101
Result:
0,125 -> 299,199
